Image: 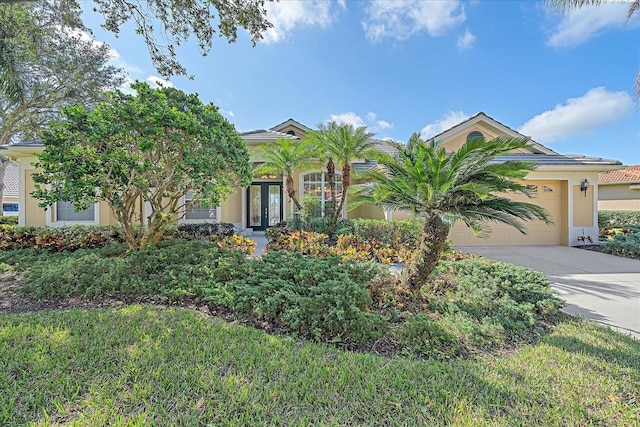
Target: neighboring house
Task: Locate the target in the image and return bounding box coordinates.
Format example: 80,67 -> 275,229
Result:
2,112 -> 623,246
598,165 -> 640,211
2,163 -> 19,215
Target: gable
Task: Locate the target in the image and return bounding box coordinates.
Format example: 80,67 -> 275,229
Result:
270,118 -> 311,138
433,112 -> 557,155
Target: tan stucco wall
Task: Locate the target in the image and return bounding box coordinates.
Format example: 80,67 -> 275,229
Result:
221,189 -> 243,224
25,170 -> 46,226
598,184 -> 640,210
573,184 -> 594,227
349,205 -> 385,220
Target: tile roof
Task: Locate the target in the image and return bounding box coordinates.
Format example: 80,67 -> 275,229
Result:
599,165 -> 640,184
241,129 -> 300,142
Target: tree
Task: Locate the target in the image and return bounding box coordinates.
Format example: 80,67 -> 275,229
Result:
6,0 -> 274,79
32,81 -> 253,250
305,122 -> 377,238
253,138 -> 315,211
352,135 -> 552,291
547,0 -> 640,96
0,0 -> 124,215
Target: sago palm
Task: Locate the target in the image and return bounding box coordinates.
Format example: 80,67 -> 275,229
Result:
352,134 -> 552,291
253,138 -> 315,211
305,121 -> 376,237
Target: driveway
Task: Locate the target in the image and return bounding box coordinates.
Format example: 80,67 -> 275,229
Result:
455,246 -> 640,338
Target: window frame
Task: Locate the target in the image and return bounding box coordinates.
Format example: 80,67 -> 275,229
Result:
46,200 -> 100,226
300,170 -> 345,217
179,190 -> 221,224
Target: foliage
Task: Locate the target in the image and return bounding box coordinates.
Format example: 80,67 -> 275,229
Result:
598,210 -> 640,228
599,226 -> 635,240
400,314 -> 459,358
352,134 -> 551,290
253,138 -> 316,211
207,251 -> 387,342
0,224 -> 244,252
0,216 -> 17,225
305,121 -> 377,237
36,0 -> 274,79
214,234 -> 256,255
3,239 -> 246,298
603,231 -> 640,259
32,81 -> 252,250
0,0 -> 124,215
350,218 -> 423,246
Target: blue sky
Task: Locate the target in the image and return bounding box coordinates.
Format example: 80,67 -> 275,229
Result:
83,0 -> 639,165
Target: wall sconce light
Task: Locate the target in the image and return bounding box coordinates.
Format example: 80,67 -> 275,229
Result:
580,179 -> 590,196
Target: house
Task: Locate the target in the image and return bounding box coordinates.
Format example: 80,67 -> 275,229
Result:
598,165 -> 640,211
2,112 -> 622,246
2,163 -> 19,215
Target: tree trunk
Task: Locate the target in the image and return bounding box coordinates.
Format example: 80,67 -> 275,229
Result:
327,162 -> 350,239
286,174 -> 301,211
327,157 -> 335,214
401,216 -> 450,292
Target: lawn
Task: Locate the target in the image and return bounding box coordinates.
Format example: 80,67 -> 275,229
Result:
1,305 -> 638,426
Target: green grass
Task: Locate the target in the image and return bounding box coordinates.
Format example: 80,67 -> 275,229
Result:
1,306 -> 638,426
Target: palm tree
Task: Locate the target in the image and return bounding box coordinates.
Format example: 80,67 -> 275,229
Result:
352,134 -> 552,291
305,122 -> 377,237
253,138 -> 315,211
547,0 -> 640,96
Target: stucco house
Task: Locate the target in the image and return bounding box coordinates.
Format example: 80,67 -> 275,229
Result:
2,112 -> 622,246
1,162 -> 19,215
598,165 -> 640,211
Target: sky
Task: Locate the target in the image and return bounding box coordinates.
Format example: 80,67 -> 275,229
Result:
81,0 -> 640,165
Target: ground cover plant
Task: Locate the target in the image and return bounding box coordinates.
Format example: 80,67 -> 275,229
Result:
1,306 -> 638,426
0,236 -> 561,356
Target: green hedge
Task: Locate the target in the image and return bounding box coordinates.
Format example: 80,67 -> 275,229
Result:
598,210 -> 640,228
603,231 -> 640,259
350,218 -> 424,246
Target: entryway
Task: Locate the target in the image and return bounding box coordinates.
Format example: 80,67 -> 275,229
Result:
246,183 -> 283,231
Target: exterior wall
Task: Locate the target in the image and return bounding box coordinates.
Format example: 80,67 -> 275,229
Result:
440,122 -> 530,153
349,205 -> 385,220
221,189 -> 243,228
24,168 -> 46,226
598,184 -> 640,210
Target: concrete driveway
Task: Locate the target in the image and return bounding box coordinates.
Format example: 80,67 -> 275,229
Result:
455,246 -> 640,338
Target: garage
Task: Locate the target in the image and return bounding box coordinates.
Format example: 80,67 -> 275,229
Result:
448,180 -> 564,246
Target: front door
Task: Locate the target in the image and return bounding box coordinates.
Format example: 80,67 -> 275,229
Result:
247,183 -> 283,230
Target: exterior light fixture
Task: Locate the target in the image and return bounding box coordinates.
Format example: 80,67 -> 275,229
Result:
580,179 -> 590,196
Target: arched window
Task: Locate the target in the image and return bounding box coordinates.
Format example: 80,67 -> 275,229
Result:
302,171 -> 343,216
466,131 -> 484,141
286,130 -> 296,136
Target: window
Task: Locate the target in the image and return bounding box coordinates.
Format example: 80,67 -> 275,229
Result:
2,202 -> 18,215
286,130 -> 296,136
525,184 -> 539,198
56,201 -> 96,222
302,171 -> 343,216
466,131 -> 484,141
184,190 -> 218,221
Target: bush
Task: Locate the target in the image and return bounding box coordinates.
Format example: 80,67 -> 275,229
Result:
401,314 -> 459,357
205,251 -> 388,342
350,219 -> 423,246
429,258 -> 563,344
0,225 -> 125,251
0,216 -> 18,225
603,231 -> 640,259
4,239 -> 247,298
598,210 -> 640,228
173,222 -> 236,239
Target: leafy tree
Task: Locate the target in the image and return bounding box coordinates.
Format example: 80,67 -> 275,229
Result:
352,135 -> 552,291
547,0 -> 639,96
305,122 -> 377,238
0,0 -> 124,215
16,0 -> 275,79
253,138 -> 315,211
32,81 -> 252,250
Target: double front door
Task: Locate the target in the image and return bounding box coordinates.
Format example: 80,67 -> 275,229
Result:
247,183 -> 282,231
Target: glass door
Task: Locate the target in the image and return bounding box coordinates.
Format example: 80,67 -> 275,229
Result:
247,183 -> 282,230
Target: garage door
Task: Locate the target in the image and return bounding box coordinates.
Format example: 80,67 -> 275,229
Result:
449,180 -> 563,246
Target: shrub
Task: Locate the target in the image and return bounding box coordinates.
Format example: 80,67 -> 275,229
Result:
0,225 -> 125,251
205,251 -> 388,342
400,314 -> 459,357
603,231 -> 640,259
598,210 -> 640,228
350,219 -> 423,246
174,222 -> 236,239
0,216 -> 18,225
6,239 -> 247,298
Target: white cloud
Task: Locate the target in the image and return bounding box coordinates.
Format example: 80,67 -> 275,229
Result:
377,120 -> 393,129
262,0 -> 345,44
457,29 -> 476,51
519,87 -> 633,141
363,0 -> 465,42
146,76 -> 175,88
420,111 -> 470,139
547,3 -> 637,48
328,112 -> 367,128
367,112 -> 377,121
